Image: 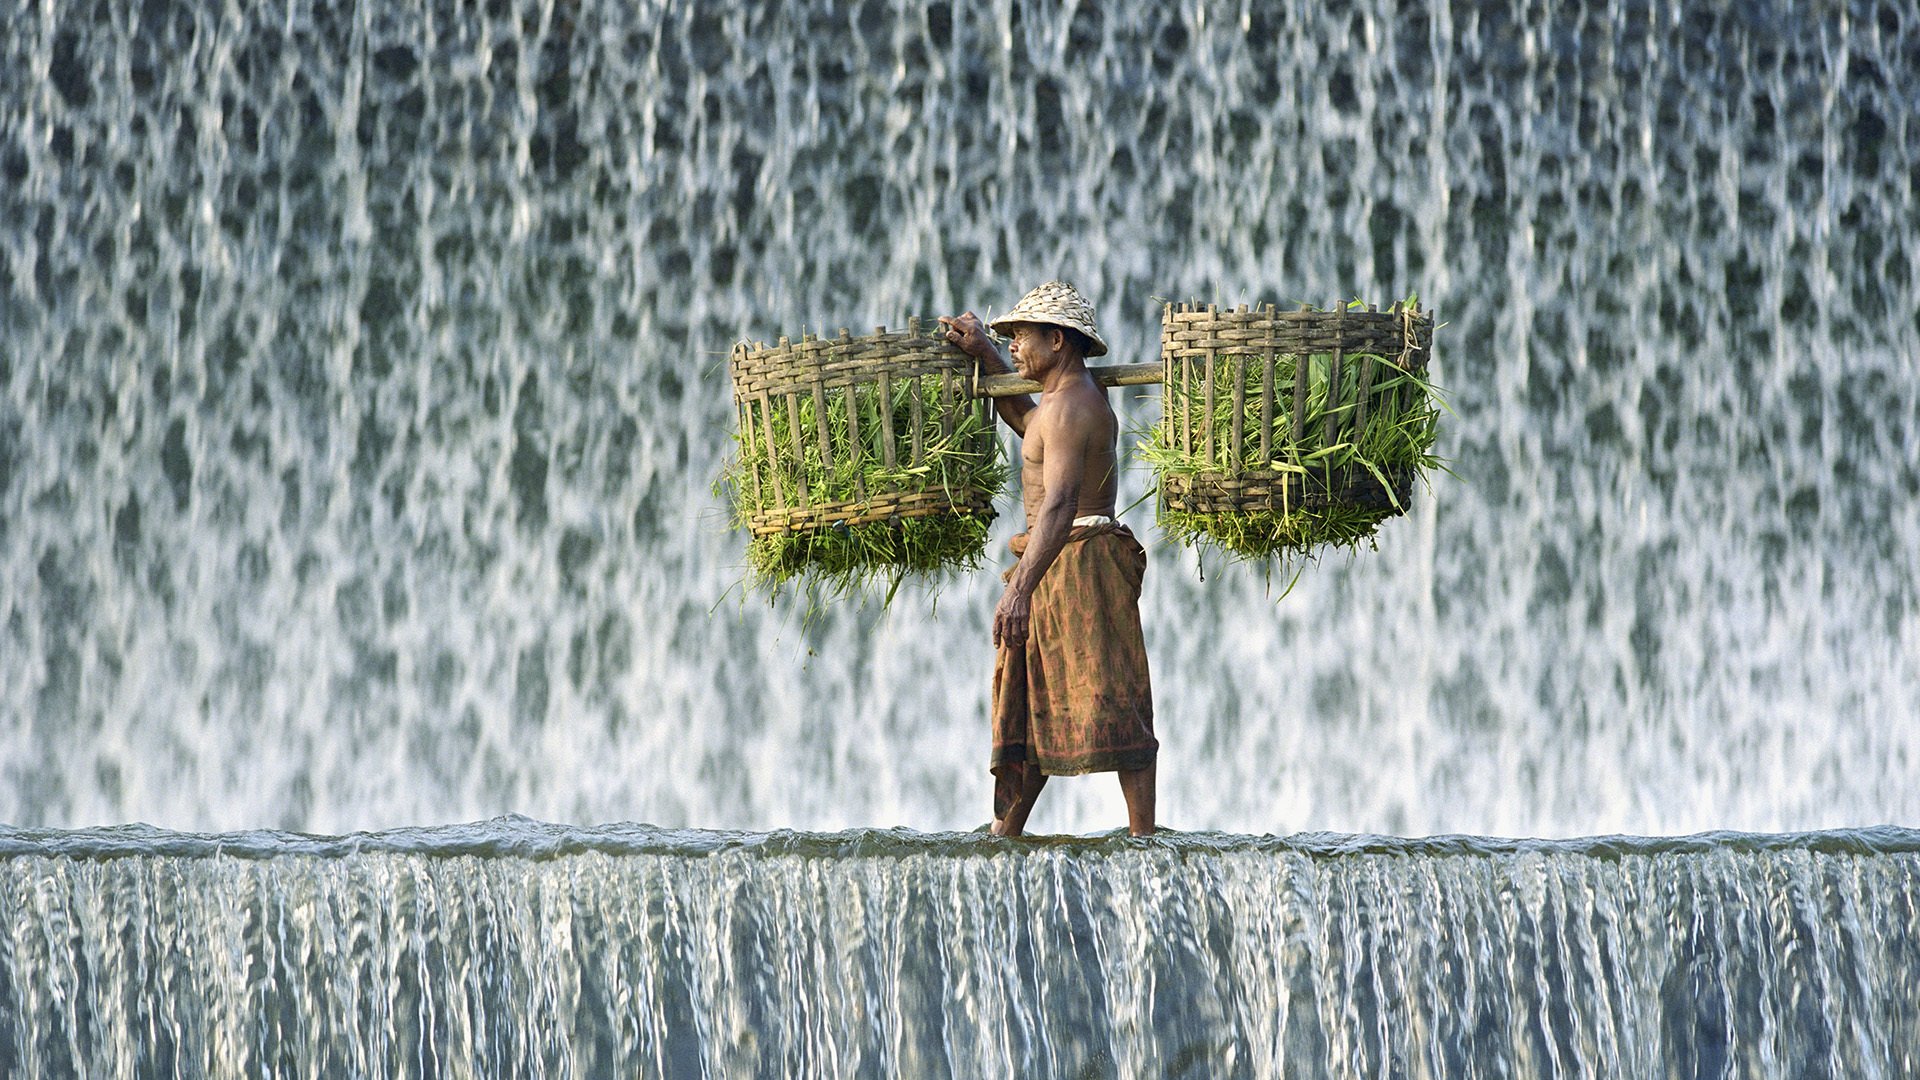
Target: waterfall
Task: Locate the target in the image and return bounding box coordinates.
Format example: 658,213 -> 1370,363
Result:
7,3 -> 1917,1071
4,821 -> 1918,1077
3,0 -> 1916,837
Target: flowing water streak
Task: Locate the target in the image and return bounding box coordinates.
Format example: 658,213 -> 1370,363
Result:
1,1 -> 1917,834
2,823 -> 1918,1077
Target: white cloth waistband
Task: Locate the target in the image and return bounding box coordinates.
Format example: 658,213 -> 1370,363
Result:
1071,514 -> 1116,527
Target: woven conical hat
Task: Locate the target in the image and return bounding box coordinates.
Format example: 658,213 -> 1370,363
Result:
988,281 -> 1108,357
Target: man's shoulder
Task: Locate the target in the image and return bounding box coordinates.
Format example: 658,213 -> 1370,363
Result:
1031,391 -> 1110,441
1060,385 -> 1118,447
1047,378 -> 1116,423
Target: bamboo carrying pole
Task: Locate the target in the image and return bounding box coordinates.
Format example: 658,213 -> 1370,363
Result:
973,363 -> 1163,397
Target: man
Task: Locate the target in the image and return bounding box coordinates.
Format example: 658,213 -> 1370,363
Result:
939,282 -> 1157,837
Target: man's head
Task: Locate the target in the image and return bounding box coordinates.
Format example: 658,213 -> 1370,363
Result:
989,281 -> 1108,378
1001,322 -> 1087,379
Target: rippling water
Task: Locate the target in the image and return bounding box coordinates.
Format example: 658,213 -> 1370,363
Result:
4,819 -> 1919,1077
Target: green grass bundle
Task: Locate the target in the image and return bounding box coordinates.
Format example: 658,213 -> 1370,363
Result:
1146,301 -> 1444,563
723,371 -> 1006,593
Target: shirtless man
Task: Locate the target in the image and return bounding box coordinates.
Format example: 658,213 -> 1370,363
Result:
941,282 -> 1157,837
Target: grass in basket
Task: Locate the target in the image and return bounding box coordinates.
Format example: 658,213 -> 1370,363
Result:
721,372 -> 1008,597
1143,328 -> 1446,563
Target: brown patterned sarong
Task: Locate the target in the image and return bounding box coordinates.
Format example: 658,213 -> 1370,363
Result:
992,523 -> 1156,819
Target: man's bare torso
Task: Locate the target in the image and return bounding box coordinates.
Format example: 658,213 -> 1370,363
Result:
1021,381 -> 1120,529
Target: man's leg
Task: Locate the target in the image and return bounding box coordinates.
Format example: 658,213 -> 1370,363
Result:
991,764 -> 1049,837
1118,762 -> 1156,836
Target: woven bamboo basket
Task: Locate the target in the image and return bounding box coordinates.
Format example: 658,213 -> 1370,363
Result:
726,319 -> 998,562
1155,300 -> 1438,554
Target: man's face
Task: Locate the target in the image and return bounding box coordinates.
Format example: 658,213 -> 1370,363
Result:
1007,323 -> 1064,378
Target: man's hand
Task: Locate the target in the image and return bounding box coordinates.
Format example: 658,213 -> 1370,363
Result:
939,312 -> 996,361
942,309 -> 1031,431
993,583 -> 1031,650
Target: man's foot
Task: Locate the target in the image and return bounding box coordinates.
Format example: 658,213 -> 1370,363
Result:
992,762 -> 1048,836
1118,763 -> 1156,836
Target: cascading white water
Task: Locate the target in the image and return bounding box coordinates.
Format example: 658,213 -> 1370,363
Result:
2,0 -> 1916,838
4,821 -> 1918,1078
